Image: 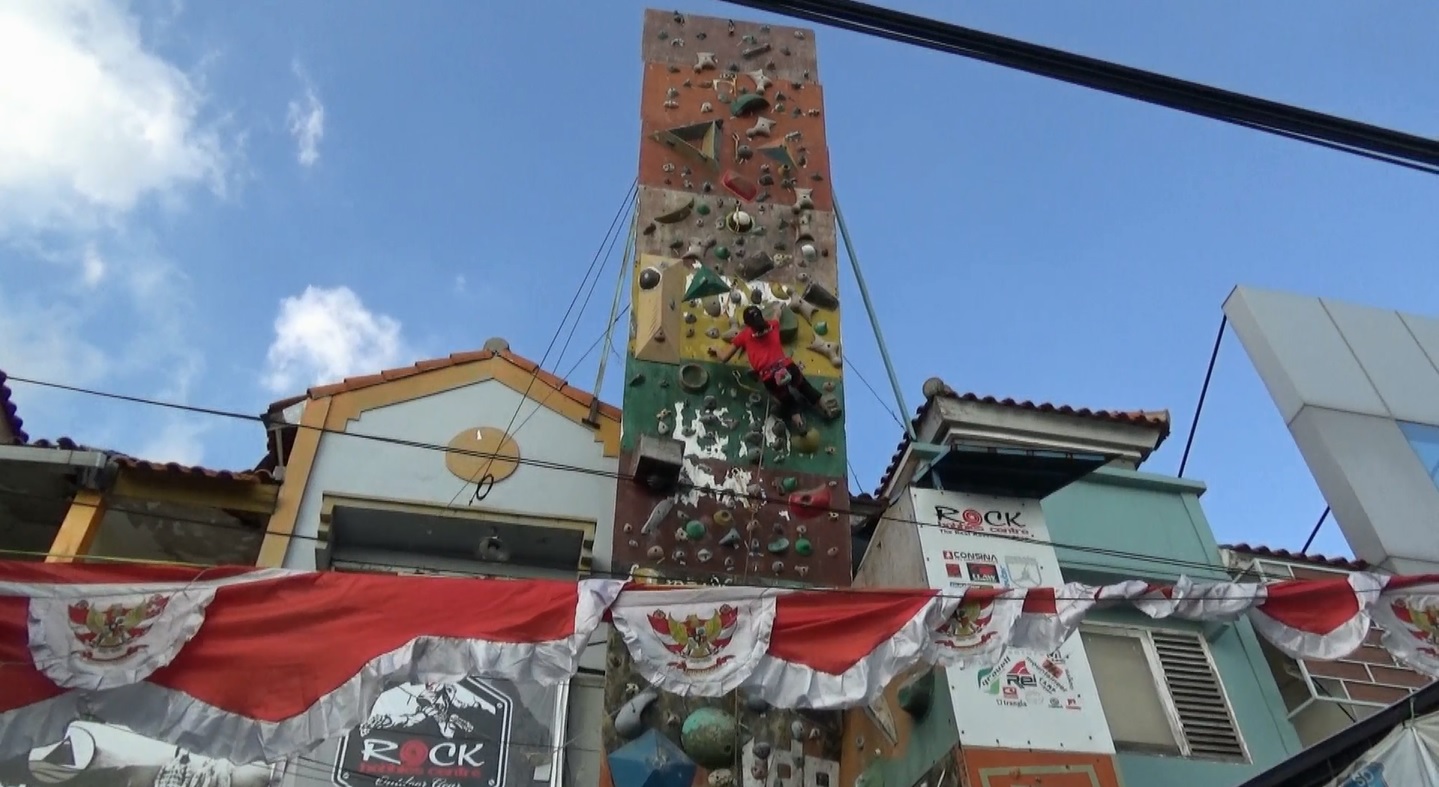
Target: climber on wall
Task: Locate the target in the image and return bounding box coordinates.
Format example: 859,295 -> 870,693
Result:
711,304 -> 825,432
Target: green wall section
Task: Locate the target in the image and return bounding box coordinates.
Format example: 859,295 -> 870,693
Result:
1046,470 -> 1304,782
859,670 -> 959,787
621,356 -> 847,479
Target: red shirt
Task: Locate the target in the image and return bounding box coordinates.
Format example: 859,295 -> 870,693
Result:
731,319 -> 789,379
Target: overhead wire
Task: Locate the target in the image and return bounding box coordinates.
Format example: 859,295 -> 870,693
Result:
443,179 -> 638,510
720,0 -> 1439,174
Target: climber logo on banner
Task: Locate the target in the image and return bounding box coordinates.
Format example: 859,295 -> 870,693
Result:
334,679 -> 513,787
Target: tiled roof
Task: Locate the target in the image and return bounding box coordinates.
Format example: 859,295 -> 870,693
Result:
267,348 -> 623,421
875,382 -> 1172,495
27,438 -> 276,484
0,371 -> 28,443
1223,542 -> 1369,571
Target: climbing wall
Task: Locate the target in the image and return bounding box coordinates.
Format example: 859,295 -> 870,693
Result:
603,10 -> 849,787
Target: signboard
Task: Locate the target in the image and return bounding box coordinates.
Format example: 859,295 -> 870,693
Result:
0,721 -> 282,787
335,679 -> 516,787
912,488 -> 1116,755
265,678 -> 561,787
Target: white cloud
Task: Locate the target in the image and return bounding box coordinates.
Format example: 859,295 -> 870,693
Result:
453,274 -> 467,294
134,416 -> 209,467
0,0 -> 232,234
286,63 -> 325,168
263,286 -> 408,394
80,244 -> 107,287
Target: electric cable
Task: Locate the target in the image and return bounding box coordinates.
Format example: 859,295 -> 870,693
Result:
720,0 -> 1439,174
444,179 -> 638,510
1,371 -> 1342,580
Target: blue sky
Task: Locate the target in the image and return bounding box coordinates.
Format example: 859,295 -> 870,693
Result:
2,0 -> 1436,560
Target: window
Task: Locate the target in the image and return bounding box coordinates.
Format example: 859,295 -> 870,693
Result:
1081,625 -> 1247,762
1399,420 -> 1439,490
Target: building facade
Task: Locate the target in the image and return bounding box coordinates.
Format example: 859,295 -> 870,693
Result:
849,380 -> 1306,787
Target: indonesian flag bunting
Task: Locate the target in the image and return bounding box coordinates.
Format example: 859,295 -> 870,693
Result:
1372,576 -> 1439,678
6,560 -> 1439,766
0,561 -> 621,764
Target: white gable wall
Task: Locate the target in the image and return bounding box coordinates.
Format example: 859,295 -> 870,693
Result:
280,378 -> 618,573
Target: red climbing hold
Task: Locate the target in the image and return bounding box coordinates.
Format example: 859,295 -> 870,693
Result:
788,486 -> 832,520
721,171 -> 759,201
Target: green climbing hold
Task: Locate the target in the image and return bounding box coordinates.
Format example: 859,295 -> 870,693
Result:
680,707 -> 740,769
813,320 -> 828,336
685,519 -> 706,540
767,537 -> 790,554
730,93 -> 770,117
714,246 -> 730,260
794,537 -> 812,556
897,671 -> 934,719
683,263 -> 731,301
696,202 -> 711,215
780,477 -> 798,492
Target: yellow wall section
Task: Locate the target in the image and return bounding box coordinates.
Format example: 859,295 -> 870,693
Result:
631,254 -> 686,366
627,265 -> 844,377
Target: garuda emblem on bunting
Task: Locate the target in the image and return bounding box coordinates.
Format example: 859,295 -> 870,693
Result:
648,604 -> 740,673
29,588 -> 218,690
1389,597 -> 1439,658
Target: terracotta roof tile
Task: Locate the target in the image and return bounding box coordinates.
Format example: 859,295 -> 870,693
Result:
1223,542 -> 1369,571
27,438 -> 276,484
875,383 -> 1172,495
0,371 -> 27,443
268,349 -> 623,422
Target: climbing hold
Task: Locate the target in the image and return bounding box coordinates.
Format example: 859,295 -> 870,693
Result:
695,52 -> 718,71
725,209 -> 755,233
647,545 -> 664,559
897,672 -> 934,719
789,721 -> 805,740
745,117 -> 776,138
747,69 -> 773,92
758,140 -> 798,169
779,477 -> 798,492
703,297 -> 723,317
680,708 -> 740,770
672,548 -> 687,562
789,486 -> 832,520
708,770 -> 735,787
808,337 -> 843,367
720,527 -> 742,547
789,428 -> 821,454
720,171 -> 759,201
800,242 -> 819,263
641,498 -> 674,536
792,187 -> 815,212
826,546 -> 840,557
714,509 -> 733,526
749,288 -> 764,305
788,295 -> 818,323
752,740 -> 772,759
776,305 -> 799,342
813,320 -> 828,336
650,121 -> 724,169
730,92 -> 770,117
683,263 -> 731,301
682,240 -> 708,261
613,689 -> 660,740
629,373 -> 647,386
678,363 -> 710,393
794,537 -> 813,556
697,548 -> 713,563
736,253 -> 775,281
685,519 -> 706,540
609,730 -> 697,787
802,281 -> 840,310
639,268 -> 662,290
714,245 -> 730,260
655,198 -> 696,224
771,560 -> 784,574
767,537 -> 790,554
817,392 -> 843,419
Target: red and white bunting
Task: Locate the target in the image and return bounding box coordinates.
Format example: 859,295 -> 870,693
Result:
2,560 -> 1439,765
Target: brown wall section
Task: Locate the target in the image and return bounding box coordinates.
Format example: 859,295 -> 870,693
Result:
639,9 -> 819,83
958,748 -> 1123,787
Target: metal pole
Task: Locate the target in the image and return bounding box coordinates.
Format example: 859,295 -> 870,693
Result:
834,194 -> 915,440
586,211 -> 637,426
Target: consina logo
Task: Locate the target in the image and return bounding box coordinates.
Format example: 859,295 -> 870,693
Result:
934,505 -> 1030,534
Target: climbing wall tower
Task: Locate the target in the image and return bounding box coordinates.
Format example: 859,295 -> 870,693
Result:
602,9 -> 849,787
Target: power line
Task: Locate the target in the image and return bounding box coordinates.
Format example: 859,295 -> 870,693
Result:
444,179 -> 638,511
722,0 -> 1439,174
